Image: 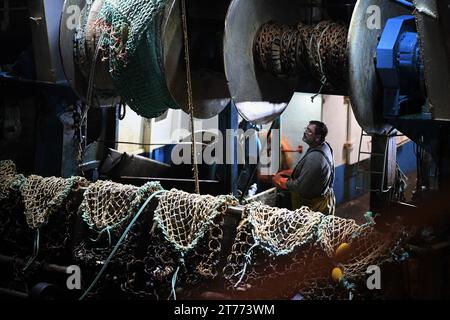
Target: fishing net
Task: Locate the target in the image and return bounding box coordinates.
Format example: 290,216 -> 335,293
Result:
15,175 -> 89,266
0,161 -> 414,300
0,160 -> 26,203
80,180 -> 162,233
144,189 -> 238,299
0,160 -> 16,177
92,0 -> 179,118
20,175 -> 88,230
0,160 -> 28,256
223,202 -> 410,299
73,180 -> 163,299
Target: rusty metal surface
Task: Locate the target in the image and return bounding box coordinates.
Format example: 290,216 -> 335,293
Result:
163,0 -> 230,119
414,0 -> 450,120
348,0 -> 409,134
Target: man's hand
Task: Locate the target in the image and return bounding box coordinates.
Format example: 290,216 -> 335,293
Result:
277,169 -> 293,178
272,173 -> 288,190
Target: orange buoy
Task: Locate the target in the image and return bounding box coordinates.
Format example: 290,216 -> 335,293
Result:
335,242 -> 351,262
331,267 -> 344,283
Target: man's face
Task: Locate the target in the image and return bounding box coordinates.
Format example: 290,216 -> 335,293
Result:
302,124 -> 317,145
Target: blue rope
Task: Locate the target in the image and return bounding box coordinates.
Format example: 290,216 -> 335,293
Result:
23,228 -> 40,271
168,254 -> 185,300
79,189 -> 167,300
89,226 -> 112,248
364,211 -> 376,225
234,242 -> 257,288
107,227 -> 111,247
169,266 -> 181,300
341,277 -> 356,300
233,262 -> 248,288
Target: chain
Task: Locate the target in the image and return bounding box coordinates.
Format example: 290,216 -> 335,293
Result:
254,20 -> 348,92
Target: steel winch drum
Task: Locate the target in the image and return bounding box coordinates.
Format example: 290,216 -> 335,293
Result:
60,0 -> 230,118
348,0 -> 450,134
60,0 -> 116,106
223,0 -> 349,125
347,0 -> 410,134
163,0 -> 231,119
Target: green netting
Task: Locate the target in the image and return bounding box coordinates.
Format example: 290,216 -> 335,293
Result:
95,0 -> 179,118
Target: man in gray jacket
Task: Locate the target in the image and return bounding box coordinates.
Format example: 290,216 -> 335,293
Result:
272,120 -> 335,215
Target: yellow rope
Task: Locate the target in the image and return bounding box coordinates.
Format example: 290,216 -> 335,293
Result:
181,0 -> 200,194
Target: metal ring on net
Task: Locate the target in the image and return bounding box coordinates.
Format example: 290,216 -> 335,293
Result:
72,181 -> 163,299
223,202 -> 413,299
145,190 -> 238,298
